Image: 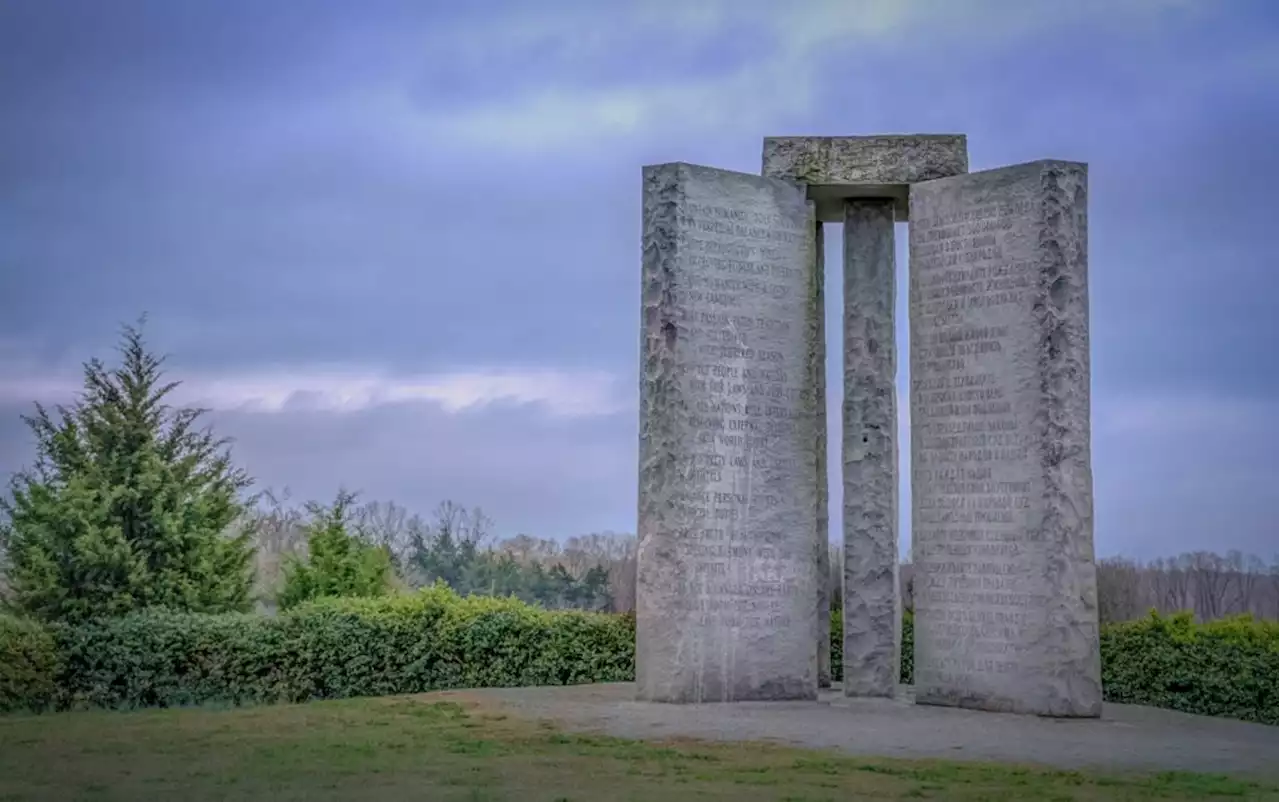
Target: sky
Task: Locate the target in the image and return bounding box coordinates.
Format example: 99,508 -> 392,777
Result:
0,0 -> 1276,560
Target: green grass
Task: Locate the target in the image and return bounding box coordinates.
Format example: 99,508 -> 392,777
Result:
0,695 -> 1272,802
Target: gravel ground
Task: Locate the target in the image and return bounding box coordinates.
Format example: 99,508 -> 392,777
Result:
452,683 -> 1277,777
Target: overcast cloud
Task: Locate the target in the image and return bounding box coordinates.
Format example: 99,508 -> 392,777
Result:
1,0 -> 1275,558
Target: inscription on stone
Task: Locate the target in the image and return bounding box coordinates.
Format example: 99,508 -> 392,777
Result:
637,162 -> 821,703
908,161 -> 1101,717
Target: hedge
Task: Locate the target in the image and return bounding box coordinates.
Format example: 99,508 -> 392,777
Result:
12,585 -> 633,711
0,613 -> 59,712
1099,611 -> 1277,725
2,597 -> 1275,725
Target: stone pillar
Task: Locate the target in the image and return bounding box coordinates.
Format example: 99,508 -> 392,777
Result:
841,199 -> 901,697
636,162 -> 822,703
813,220 -> 831,689
908,160 -> 1102,717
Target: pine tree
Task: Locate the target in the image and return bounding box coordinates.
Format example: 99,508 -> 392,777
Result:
580,565 -> 612,612
0,320 -> 257,622
277,490 -> 391,610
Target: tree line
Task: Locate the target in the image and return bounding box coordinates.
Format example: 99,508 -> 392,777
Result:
246,491 -> 629,615
1094,552 -> 1278,623
0,322 -> 1274,626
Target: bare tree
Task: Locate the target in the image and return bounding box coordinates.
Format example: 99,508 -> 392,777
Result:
495,533 -> 561,564
353,499 -> 427,567
1149,556 -> 1191,614
1096,557 -> 1143,624
609,551 -> 637,613
1093,550 -> 1278,624
237,487 -> 308,614
1264,560 -> 1280,619
1183,552 -> 1233,621
431,501 -> 493,548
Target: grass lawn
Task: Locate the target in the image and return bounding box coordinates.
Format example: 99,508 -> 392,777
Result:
0,694 -> 1272,802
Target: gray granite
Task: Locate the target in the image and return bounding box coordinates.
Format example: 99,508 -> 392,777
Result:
841,199 -> 901,698
812,220 -> 831,689
908,160 -> 1101,717
637,162 -> 822,703
762,135 -> 968,222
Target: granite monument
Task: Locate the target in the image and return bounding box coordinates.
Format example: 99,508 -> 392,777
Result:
635,138 -> 1101,718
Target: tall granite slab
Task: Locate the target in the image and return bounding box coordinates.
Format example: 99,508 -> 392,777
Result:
908,160 -> 1101,717
842,199 -> 900,697
763,135 -> 968,221
637,162 -> 822,703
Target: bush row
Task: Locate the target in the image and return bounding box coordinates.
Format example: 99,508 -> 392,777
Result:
1,586 -> 633,712
1099,611 -> 1277,725
2,596 -> 1274,724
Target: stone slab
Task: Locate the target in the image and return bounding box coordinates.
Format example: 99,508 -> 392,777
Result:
908,160 -> 1101,717
762,135 -> 968,222
841,199 -> 901,698
637,162 -> 822,703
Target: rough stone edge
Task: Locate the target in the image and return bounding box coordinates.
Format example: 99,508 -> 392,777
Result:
1031,160 -> 1102,718
635,162 -> 687,703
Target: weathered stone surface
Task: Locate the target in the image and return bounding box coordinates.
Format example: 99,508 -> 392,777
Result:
841,199 -> 900,698
762,135 -> 968,222
908,160 -> 1101,717
637,162 -> 822,703
812,220 -> 831,689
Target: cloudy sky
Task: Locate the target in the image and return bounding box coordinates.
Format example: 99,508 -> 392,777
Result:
0,0 -> 1275,559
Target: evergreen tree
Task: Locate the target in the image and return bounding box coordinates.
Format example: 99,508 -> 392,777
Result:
580,565 -> 612,611
525,562 -> 555,607
0,320 -> 255,622
548,563 -> 577,609
277,490 -> 391,610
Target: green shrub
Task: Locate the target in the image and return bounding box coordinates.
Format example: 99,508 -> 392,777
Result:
51,585 -> 635,711
1101,611 -> 1277,725
829,609 -> 841,682
900,609 -> 914,684
829,609 -> 913,686
0,613 -> 59,712
277,491 -> 393,611
1,322 -> 255,624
